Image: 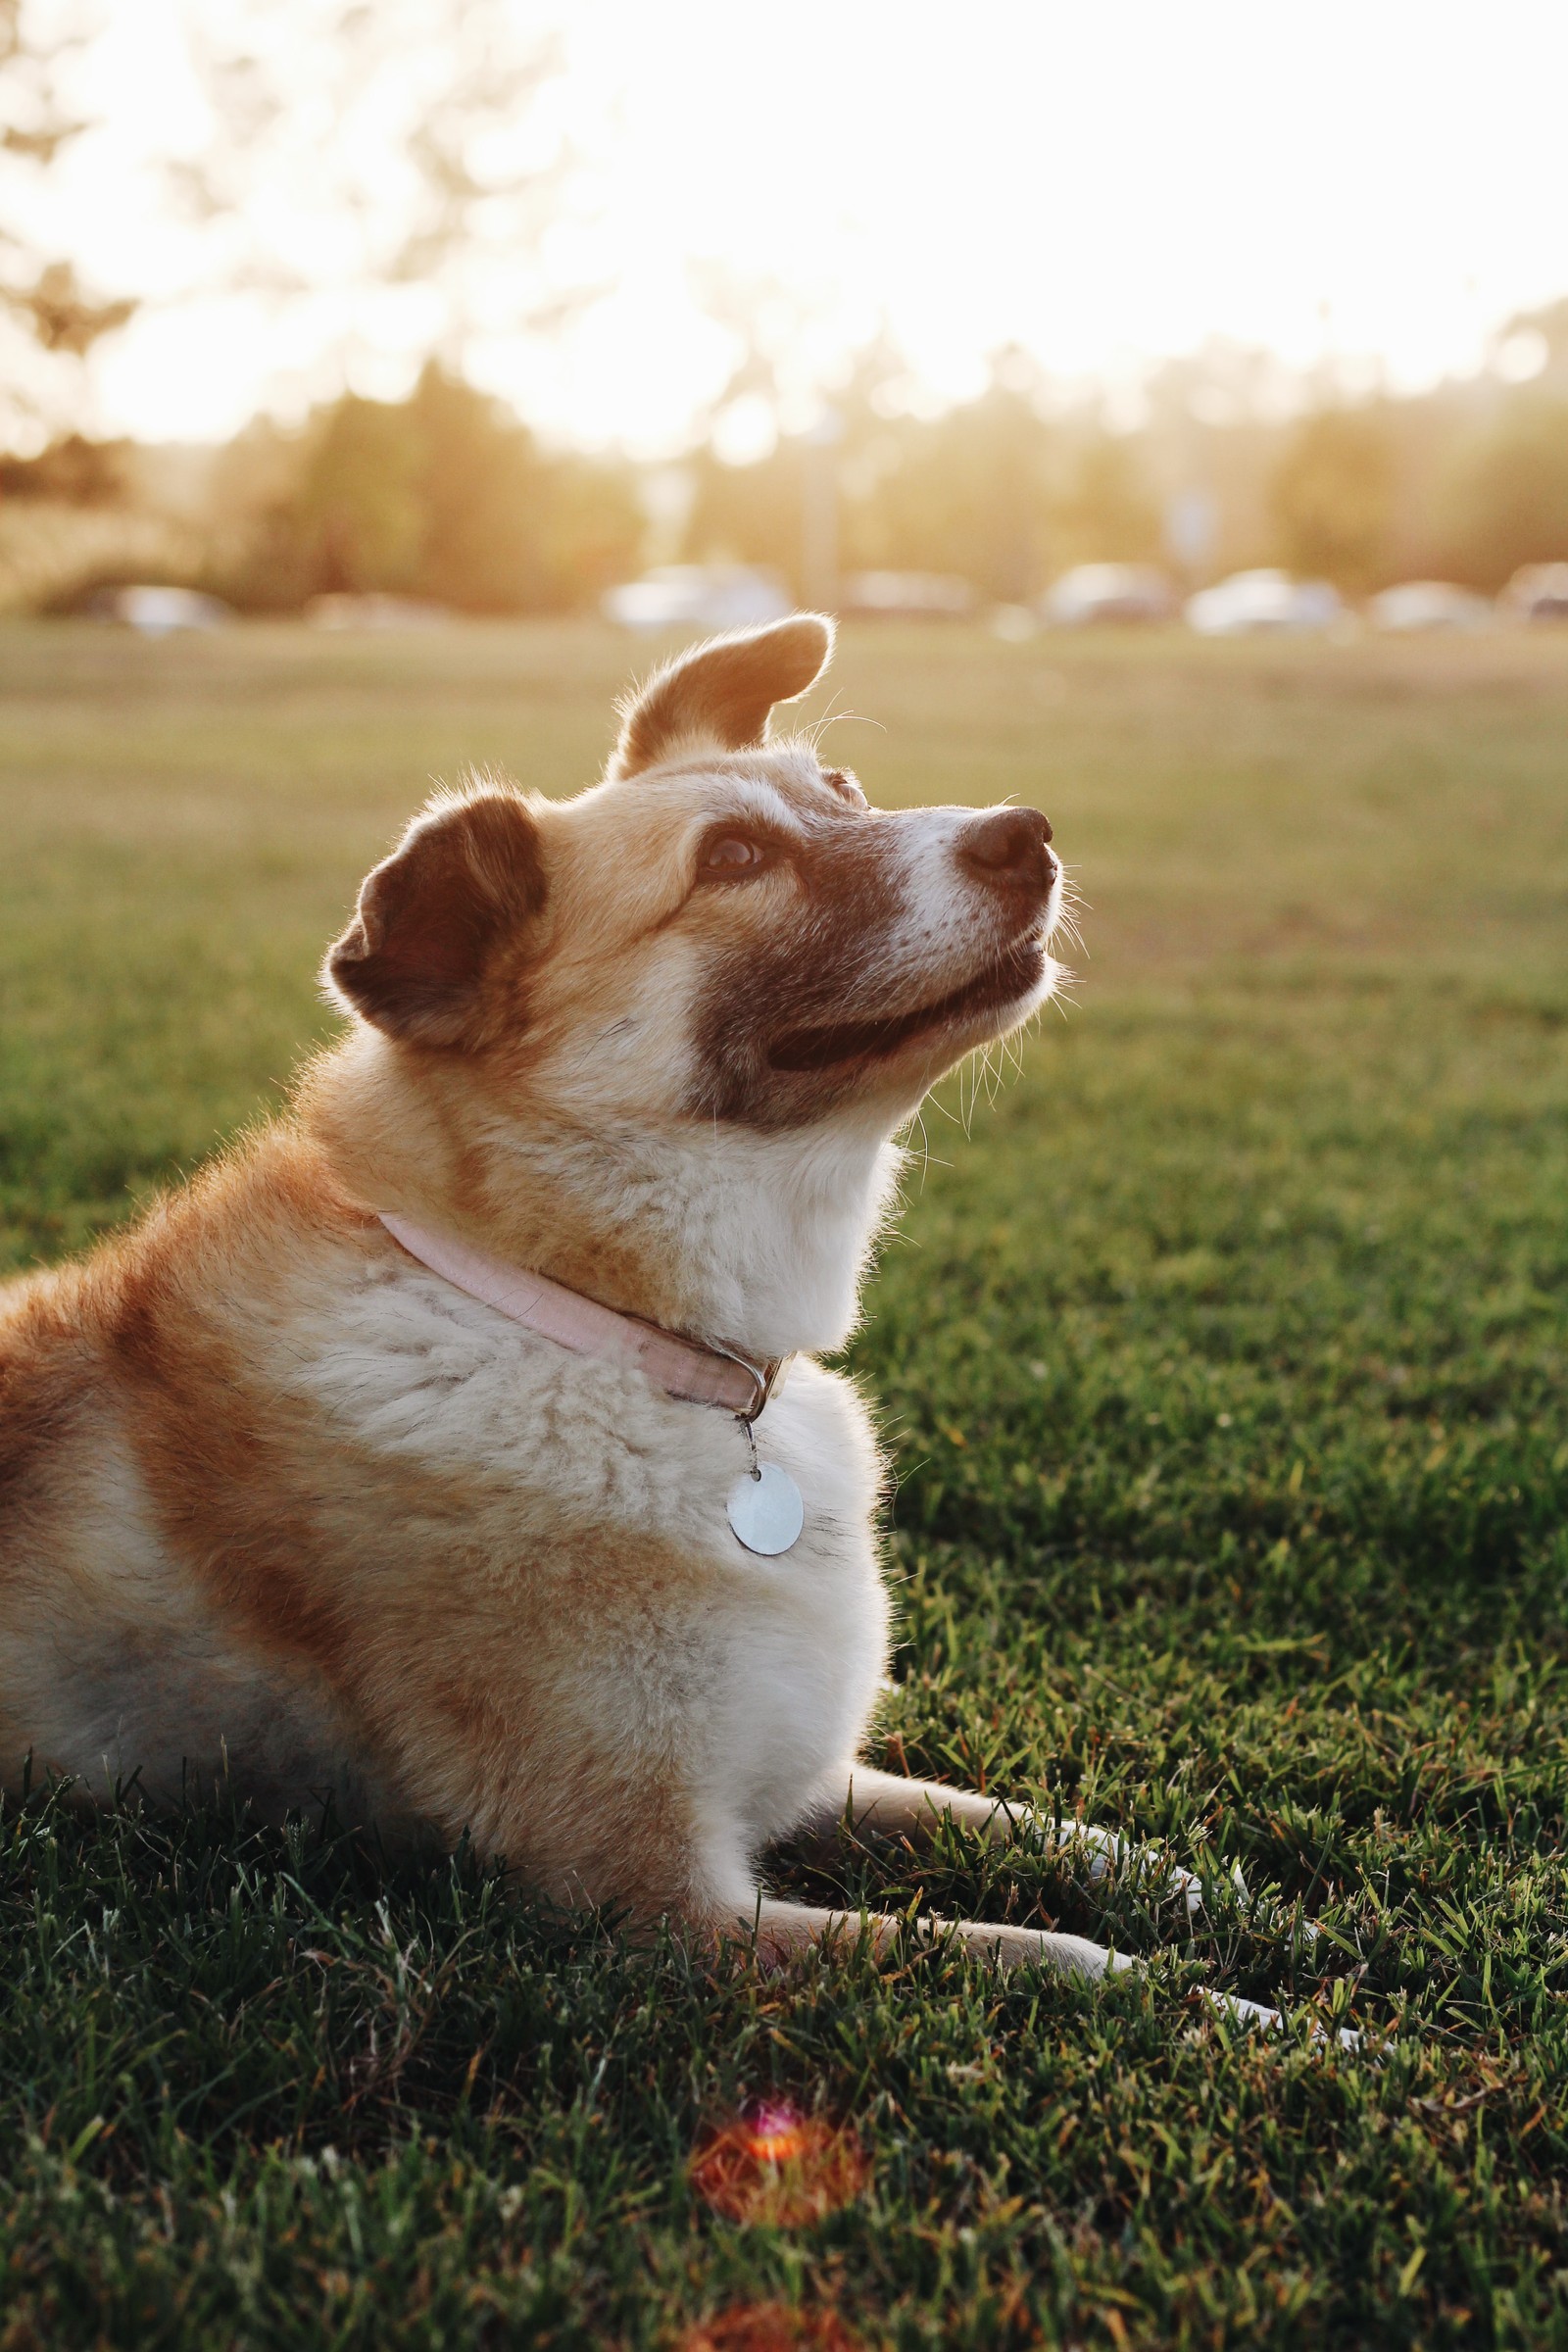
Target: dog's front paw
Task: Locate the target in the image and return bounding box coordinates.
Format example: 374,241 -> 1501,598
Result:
1019,1813 -> 1244,1920
1200,1985 -> 1362,2051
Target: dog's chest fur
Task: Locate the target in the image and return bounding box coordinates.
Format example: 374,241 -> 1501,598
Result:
278,1245 -> 891,1862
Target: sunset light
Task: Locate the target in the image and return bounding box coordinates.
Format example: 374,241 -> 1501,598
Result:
22,0 -> 1568,452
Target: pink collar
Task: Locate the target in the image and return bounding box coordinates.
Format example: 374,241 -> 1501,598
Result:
378,1212 -> 786,1421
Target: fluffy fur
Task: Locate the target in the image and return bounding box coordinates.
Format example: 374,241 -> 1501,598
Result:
1,613 -> 1203,1990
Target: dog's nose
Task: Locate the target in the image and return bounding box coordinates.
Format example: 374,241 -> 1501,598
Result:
956,807 -> 1056,895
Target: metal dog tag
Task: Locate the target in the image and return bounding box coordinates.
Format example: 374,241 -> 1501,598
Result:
726,1462 -> 805,1556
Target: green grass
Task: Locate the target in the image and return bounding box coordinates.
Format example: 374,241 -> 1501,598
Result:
1,619 -> 1567,2348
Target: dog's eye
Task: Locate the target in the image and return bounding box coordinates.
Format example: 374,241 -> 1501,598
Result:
697,832 -> 770,879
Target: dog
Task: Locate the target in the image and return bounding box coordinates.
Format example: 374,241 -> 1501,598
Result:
0,613 -> 1286,2021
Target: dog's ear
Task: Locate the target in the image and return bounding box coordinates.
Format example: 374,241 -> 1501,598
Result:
609,612 -> 834,780
322,789 -> 547,1048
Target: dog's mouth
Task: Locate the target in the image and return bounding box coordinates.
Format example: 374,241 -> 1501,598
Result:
766,933 -> 1049,1074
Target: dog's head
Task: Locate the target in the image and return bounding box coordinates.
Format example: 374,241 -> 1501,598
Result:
323,615 -> 1063,1139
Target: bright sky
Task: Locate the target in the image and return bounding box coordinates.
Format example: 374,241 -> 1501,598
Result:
23,0 -> 1568,450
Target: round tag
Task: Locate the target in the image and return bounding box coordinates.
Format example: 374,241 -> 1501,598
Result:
726,1462 -> 805,1556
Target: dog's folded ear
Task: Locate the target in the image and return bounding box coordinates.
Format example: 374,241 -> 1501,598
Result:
322,789 -> 546,1048
609,612 -> 834,781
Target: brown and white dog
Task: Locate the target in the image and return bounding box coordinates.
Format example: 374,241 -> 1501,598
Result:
0,613 -> 1259,2009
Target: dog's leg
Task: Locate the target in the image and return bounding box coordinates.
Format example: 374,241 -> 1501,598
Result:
747,1894 -> 1132,1984
822,1765 -> 1214,1917
747,1872 -> 1316,2041
787,1771 -> 1352,2045
744,1891 -> 1323,2043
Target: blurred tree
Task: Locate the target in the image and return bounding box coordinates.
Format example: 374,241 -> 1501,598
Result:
175,0 -> 583,380
1440,394 -> 1568,587
858,355 -> 1057,601
0,430 -> 127,503
674,338 -> 1568,605
405,367 -> 539,609
683,439 -> 805,584
528,448 -> 645,611
1054,429 -> 1160,564
217,367 -> 641,613
407,366 -> 639,612
679,287 -> 914,597
290,397 -> 425,597
684,371 -> 1062,605
1268,405 -> 1395,589
687,350 -> 1064,603
195,418 -> 315,610
0,1 -> 134,429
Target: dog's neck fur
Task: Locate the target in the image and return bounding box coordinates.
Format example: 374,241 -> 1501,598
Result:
303,1031 -> 906,1360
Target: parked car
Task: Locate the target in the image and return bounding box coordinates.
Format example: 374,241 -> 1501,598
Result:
307,594 -> 452,630
1185,569 -> 1341,635
990,604 -> 1039,641
1500,563 -> 1568,622
84,584 -> 230,635
841,570 -> 974,619
1042,563 -> 1174,626
601,565 -> 792,632
1368,581 -> 1493,632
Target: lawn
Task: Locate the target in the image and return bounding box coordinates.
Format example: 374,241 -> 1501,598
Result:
0,618 -> 1566,2349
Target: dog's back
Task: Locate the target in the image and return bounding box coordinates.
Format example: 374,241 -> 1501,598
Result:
0,1138 -> 405,1824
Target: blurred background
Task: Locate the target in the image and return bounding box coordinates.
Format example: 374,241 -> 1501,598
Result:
3,0 -> 1568,634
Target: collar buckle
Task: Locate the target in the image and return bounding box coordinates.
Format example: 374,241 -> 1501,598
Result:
714,1347 -> 792,1424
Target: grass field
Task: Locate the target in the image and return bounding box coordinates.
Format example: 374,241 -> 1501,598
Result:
1,618 -> 1566,2349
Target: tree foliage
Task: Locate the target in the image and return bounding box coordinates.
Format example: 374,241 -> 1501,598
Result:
174,0 -> 579,371
683,352 -> 1162,602
1441,396 -> 1568,589
0,0 -> 134,418
217,366 -> 641,615
1268,407 -> 1396,590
